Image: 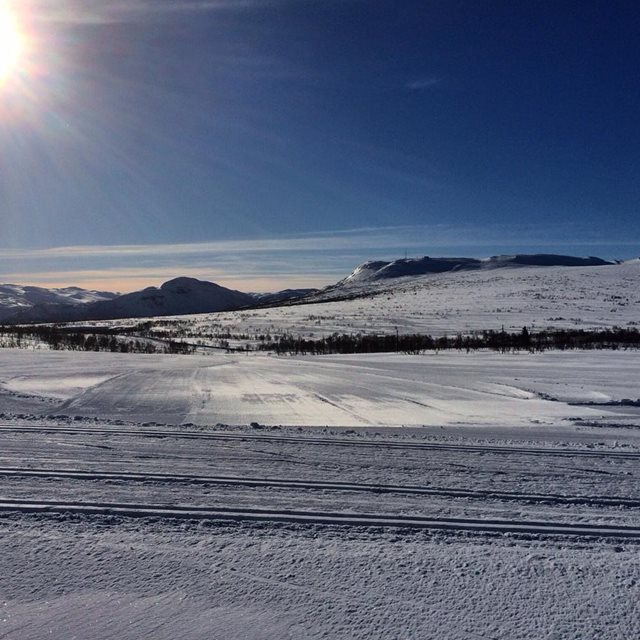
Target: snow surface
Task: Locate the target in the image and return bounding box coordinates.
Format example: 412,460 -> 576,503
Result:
0,407 -> 639,639
1,349 -> 640,427
1,514 -> 638,640
336,253 -> 612,286
241,261 -> 640,337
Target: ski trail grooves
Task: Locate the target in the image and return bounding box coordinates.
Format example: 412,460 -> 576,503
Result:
0,466 -> 637,507
1,498 -> 639,538
0,425 -> 638,459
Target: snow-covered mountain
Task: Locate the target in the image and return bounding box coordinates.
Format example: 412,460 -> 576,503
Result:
0,278 -> 253,323
163,259 -> 639,343
0,254 -> 631,324
337,254 -> 614,286
0,285 -> 118,323
84,277 -> 253,320
0,284 -> 117,308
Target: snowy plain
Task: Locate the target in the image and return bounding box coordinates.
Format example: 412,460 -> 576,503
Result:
1,348 -> 640,427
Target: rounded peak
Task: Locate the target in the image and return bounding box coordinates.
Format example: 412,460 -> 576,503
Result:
161,277 -> 205,287
159,277 -> 222,293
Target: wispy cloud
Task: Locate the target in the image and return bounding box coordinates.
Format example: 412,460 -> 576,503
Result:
22,0 -> 271,25
1,223 -> 635,264
0,225 -> 460,262
406,77 -> 440,90
0,267 -> 331,293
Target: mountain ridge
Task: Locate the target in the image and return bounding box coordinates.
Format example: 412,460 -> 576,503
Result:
338,254 -> 615,286
0,253 -> 630,324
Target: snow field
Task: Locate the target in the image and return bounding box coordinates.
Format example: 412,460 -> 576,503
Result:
46,262 -> 640,351
1,349 -> 639,427
0,417 -> 639,638
1,508 -> 639,639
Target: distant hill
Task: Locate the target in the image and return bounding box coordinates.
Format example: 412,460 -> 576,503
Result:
82,277 -> 254,320
0,278 -> 254,324
0,278 -> 322,324
337,254 -> 614,286
0,284 -> 118,324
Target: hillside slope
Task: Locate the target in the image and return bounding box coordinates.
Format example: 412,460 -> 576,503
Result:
0,285 -> 118,323
1,278 -> 254,323
334,254 -> 614,289
82,277 -> 254,321
134,261 -> 639,342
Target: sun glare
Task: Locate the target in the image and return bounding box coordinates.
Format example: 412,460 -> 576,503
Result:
0,8 -> 22,83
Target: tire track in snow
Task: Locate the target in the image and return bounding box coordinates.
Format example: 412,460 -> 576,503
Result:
0,424 -> 639,459
0,497 -> 638,538
0,466 -> 637,508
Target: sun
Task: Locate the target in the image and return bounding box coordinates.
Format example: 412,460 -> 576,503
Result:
0,8 -> 23,83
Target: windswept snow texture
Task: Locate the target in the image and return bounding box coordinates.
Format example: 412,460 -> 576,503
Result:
1,349 -> 640,426
1,512 -> 638,639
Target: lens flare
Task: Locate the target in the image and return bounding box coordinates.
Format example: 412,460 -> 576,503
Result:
0,7 -> 22,83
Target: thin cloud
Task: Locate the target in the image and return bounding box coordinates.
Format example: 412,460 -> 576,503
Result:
0,225 -> 494,262
1,267 -> 335,293
1,223 -> 633,264
0,223 -> 493,292
21,0 -> 271,25
0,224 -> 638,261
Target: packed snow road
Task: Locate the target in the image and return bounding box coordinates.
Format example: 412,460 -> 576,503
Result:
0,423 -> 639,529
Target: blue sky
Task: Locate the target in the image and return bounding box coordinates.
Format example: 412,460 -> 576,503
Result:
0,0 -> 638,291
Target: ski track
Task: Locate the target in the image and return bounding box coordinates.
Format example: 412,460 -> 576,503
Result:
0,424 -> 638,458
0,423 -> 638,532
2,498 -> 639,539
1,421 -> 639,640
0,465 -> 637,507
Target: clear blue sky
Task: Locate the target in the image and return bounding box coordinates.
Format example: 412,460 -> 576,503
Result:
0,0 -> 638,291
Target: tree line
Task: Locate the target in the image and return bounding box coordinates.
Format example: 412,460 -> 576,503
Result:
1,324 -> 639,356
258,326 -> 640,355
0,324 -> 194,354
